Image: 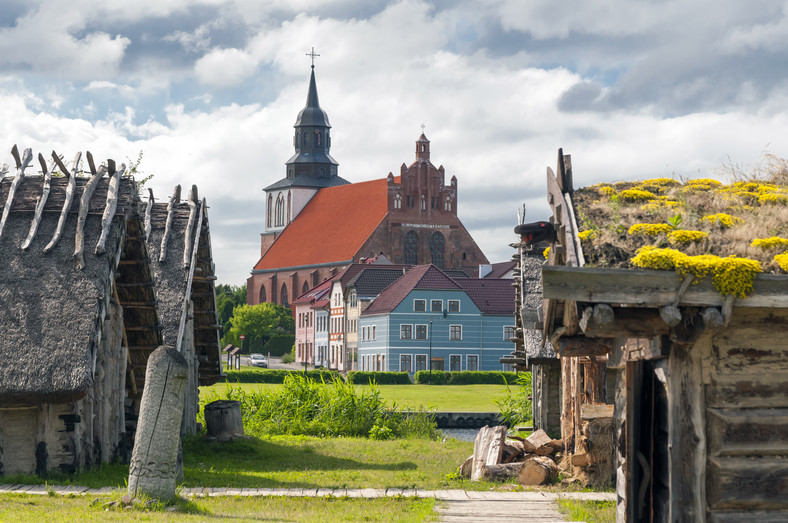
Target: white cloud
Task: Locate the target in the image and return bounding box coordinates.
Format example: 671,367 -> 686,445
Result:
194,47 -> 259,87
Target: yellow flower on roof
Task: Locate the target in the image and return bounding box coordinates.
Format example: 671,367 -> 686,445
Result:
687,178 -> 722,186
757,193 -> 788,205
751,237 -> 788,250
775,253 -> 788,272
711,256 -> 762,298
620,189 -> 657,202
628,223 -> 673,236
701,213 -> 743,228
668,230 -> 708,245
543,246 -> 550,259
578,230 -> 597,241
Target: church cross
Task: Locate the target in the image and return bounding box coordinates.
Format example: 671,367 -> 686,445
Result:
420,123 -> 426,134
306,47 -> 320,68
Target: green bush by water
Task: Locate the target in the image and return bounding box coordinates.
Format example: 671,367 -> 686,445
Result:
200,374 -> 439,440
495,374 -> 533,427
413,370 -> 518,385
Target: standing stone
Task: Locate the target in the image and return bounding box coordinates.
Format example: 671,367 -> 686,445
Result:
128,346 -> 188,500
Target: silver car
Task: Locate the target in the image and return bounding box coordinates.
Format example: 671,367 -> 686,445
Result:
249,353 -> 268,368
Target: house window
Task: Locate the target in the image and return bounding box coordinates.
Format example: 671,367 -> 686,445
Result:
467,355 -> 478,371
372,326 -> 376,340
400,325 -> 412,339
448,300 -> 460,312
415,324 -> 428,340
450,355 -> 462,372
350,291 -> 358,307
404,231 -> 419,265
415,354 -> 427,371
431,300 -> 442,312
504,326 -> 517,341
394,193 -> 402,209
400,354 -> 412,372
430,232 -> 445,269
414,299 -> 426,312
450,325 -> 462,340
303,281 -> 309,294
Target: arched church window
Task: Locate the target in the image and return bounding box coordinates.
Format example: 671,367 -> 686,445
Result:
421,194 -> 426,211
303,281 -> 309,294
430,232 -> 445,269
287,192 -> 291,223
394,193 -> 402,209
444,195 -> 452,212
267,194 -> 273,227
259,285 -> 266,303
404,231 -> 419,265
275,194 -> 285,227
281,284 -> 289,308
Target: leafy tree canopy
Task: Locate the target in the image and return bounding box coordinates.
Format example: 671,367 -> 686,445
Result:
216,284 -> 247,336
223,303 -> 294,348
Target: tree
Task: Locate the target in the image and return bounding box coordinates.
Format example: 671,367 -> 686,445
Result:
215,284 -> 247,337
222,303 -> 294,349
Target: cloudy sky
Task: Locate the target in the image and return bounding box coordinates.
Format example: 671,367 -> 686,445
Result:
2,0 -> 787,286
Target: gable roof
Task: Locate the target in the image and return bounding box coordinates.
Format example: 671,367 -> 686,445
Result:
252,177 -> 396,271
292,274 -> 337,305
348,267 -> 408,299
0,160 -> 161,405
362,264 -> 462,315
482,261 -> 517,279
455,278 -> 516,315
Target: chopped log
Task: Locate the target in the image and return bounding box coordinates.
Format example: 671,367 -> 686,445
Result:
0,145 -> 33,239
183,185 -> 198,269
459,455 -> 473,478
483,462 -> 526,482
501,441 -> 523,463
74,163 -> 106,269
548,439 -> 564,452
525,428 -> 552,449
44,151 -> 80,254
144,188 -> 154,241
510,435 -> 537,453
518,456 -> 559,486
471,425 -> 507,481
571,452 -> 608,467
21,153 -> 55,250
96,161 -> 125,255
581,403 -> 615,420
159,185 -> 181,263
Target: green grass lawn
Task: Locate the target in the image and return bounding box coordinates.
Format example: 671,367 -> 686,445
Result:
0,493 -> 438,522
201,383 -> 510,412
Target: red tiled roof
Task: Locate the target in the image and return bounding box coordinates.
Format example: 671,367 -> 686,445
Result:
483,261 -> 517,279
363,265 -> 461,315
456,278 -> 515,315
253,177 -> 397,271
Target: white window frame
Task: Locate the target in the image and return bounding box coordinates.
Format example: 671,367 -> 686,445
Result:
400,324 -> 413,339
448,299 -> 460,312
415,324 -> 428,340
431,299 -> 443,312
449,354 -> 462,372
449,324 -> 462,341
414,299 -> 426,312
400,354 -> 413,372
503,325 -> 516,341
466,354 -> 479,372
415,354 -> 428,372
372,325 -> 376,340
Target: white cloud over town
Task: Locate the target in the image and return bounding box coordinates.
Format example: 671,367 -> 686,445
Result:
1,0 -> 787,285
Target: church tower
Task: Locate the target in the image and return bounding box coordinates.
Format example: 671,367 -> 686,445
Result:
263,62 -> 349,236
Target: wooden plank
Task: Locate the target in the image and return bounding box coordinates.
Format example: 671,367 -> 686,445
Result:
558,336 -> 611,357
470,425 -> 507,481
182,185 -> 198,269
707,408 -> 788,457
706,372 -> 788,409
580,403 -> 614,420
582,308 -> 669,339
707,457 -> 788,510
159,184 -> 181,262
709,510 -> 788,522
543,265 -> 788,308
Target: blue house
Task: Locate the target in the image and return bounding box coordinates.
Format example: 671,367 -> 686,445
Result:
358,265 -> 516,372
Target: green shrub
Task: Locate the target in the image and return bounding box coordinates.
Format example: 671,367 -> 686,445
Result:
347,371 -> 411,385
265,334 -> 295,356
280,348 -> 295,363
201,375 -> 439,440
413,370 -> 518,385
224,368 -> 340,384
414,370 -> 448,384
496,374 -> 533,427
447,371 -> 518,385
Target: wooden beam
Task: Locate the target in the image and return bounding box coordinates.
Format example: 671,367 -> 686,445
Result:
21,153 -> 54,250
543,265 -> 788,308
44,151 -> 80,253
583,308 -> 669,338
95,161 -> 125,255
580,403 -> 614,420
74,161 -> 106,269
159,184 -> 181,263
0,145 -> 32,239
557,336 -> 611,357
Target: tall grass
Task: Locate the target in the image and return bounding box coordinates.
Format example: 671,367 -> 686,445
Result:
495,374 -> 533,427
200,374 -> 439,440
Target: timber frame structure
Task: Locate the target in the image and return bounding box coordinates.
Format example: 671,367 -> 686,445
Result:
534,149 -> 788,521
0,145 -> 223,476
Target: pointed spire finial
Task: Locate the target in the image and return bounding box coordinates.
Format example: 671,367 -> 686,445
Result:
420,123 -> 426,134
306,47 -> 320,69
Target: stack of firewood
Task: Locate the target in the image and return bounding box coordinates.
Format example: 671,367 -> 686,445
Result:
459,426 -> 564,486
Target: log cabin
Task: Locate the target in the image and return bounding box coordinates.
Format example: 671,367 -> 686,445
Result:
0,146 -> 223,476
532,149 -> 788,521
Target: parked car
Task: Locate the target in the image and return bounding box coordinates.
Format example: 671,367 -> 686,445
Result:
249,353 -> 267,368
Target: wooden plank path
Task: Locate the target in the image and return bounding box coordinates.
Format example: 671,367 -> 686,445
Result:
0,484 -> 613,521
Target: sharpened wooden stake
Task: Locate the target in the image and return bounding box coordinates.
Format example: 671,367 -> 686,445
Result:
159,185 -> 181,263
44,151 -> 80,254
0,145 -> 33,239
144,188 -> 154,241
96,161 -> 125,255
74,158 -> 106,269
21,153 -> 57,250
182,185 -> 198,269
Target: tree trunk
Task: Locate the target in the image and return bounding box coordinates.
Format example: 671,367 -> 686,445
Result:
518,456 -> 559,486
483,462 -> 525,482
204,400 -> 244,441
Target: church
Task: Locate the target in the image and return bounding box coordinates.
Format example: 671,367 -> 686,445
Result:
247,65 -> 488,307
